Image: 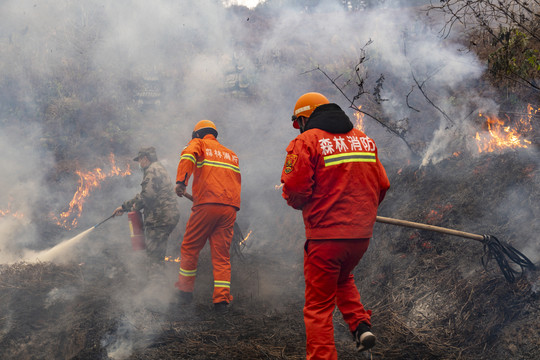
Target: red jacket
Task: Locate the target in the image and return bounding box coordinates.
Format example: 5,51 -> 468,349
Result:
176,134 -> 241,210
281,104 -> 390,239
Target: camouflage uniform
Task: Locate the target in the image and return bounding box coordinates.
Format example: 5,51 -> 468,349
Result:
123,148 -> 180,263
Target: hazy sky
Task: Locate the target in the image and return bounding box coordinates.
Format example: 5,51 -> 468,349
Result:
224,0 -> 263,8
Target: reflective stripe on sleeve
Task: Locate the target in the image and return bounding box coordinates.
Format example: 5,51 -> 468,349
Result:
214,280 -> 231,288
323,152 -> 376,166
180,154 -> 197,164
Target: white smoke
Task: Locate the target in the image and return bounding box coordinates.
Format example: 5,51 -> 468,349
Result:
1,1 -> 537,358
0,0 -> 498,255
0,123 -> 51,263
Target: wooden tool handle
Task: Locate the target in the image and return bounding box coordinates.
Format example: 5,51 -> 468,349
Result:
376,216 -> 484,242
183,192 -> 194,202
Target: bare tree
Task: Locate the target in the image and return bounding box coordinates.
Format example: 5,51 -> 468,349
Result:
303,41 -> 417,155
428,0 -> 540,93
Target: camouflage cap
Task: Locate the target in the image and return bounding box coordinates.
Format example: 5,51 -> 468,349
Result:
133,146 -> 157,162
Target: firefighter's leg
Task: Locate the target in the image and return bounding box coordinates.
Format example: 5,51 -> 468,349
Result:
145,225 -> 174,264
303,240 -> 341,360
143,226 -> 168,278
207,204 -> 236,304
175,206 -> 216,293
335,239 -> 371,331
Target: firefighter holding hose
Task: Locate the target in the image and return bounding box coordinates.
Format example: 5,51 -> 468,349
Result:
281,92 -> 390,359
113,146 -> 180,264
174,120 -> 241,314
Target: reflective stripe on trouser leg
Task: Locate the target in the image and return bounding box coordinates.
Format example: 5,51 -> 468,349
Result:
208,204 -> 236,304
214,280 -> 230,288
176,267 -> 197,292
175,205 -> 216,292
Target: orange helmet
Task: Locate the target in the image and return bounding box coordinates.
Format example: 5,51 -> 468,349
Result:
292,92 -> 329,129
193,120 -> 217,132
192,120 -> 218,139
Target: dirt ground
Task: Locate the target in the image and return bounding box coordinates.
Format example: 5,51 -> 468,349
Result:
1,152 -> 539,360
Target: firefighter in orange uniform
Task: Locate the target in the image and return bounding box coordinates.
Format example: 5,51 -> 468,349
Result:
281,92 -> 390,359
174,120 -> 241,313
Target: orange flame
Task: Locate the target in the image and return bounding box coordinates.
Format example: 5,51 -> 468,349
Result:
0,200 -> 24,220
164,256 -> 181,263
475,104 -> 537,153
425,204 -> 453,225
240,230 -> 252,246
53,154 -> 131,229
354,107 -> 365,131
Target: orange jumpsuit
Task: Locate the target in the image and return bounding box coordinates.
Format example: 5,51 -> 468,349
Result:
175,134 -> 241,304
281,103 -> 390,360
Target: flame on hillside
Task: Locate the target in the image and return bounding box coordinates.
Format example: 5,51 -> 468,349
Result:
475,104 -> 538,153
354,107 -> 365,131
53,154 -> 131,230
0,199 -> 24,220
425,204 -> 453,225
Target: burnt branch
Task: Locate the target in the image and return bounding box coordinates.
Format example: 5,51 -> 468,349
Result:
352,41 -> 372,102
411,71 -> 456,126
303,65 -> 415,154
406,86 -> 421,113
374,74 -> 389,104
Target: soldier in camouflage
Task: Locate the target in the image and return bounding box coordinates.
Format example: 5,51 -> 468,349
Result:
113,147 -> 180,263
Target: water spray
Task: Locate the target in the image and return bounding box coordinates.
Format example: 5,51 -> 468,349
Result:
33,214 -> 117,262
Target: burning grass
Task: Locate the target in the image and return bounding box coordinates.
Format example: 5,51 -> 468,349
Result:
0,151 -> 539,359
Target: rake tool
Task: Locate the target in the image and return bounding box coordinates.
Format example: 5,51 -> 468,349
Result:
376,216 -> 536,283
182,192 -> 245,260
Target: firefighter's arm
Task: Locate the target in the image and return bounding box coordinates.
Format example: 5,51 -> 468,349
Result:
375,151 -> 391,204
175,182 -> 186,197
122,193 -> 144,212
176,140 -> 200,192
281,138 -> 314,210
112,206 -> 124,217
139,167 -> 161,209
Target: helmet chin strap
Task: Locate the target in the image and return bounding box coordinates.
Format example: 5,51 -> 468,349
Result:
299,118 -> 308,134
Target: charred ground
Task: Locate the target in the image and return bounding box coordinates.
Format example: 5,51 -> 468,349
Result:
1,151 -> 539,360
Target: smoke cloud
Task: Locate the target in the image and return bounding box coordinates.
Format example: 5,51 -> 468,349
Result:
1,0 -> 538,357
1,0 -> 507,252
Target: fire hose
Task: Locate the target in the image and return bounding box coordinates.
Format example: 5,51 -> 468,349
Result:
182,192 -> 245,260
93,214 -> 116,228
376,216 -> 536,283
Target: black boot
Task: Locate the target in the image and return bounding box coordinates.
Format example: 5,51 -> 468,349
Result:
214,301 -> 229,315
352,322 -> 376,352
177,291 -> 193,305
